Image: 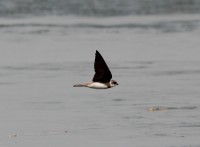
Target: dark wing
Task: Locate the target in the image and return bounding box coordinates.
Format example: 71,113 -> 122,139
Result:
92,50 -> 112,82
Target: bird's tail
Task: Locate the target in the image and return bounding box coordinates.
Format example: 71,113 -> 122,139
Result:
73,84 -> 86,87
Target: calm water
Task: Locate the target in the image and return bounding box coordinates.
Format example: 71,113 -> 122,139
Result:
0,1 -> 200,147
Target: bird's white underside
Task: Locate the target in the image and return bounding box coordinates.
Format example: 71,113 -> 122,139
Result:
87,82 -> 108,89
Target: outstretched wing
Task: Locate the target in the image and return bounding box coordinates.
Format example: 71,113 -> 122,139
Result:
92,50 -> 112,82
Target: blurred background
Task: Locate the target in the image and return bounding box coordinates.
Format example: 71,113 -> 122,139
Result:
0,0 -> 200,35
0,0 -> 200,17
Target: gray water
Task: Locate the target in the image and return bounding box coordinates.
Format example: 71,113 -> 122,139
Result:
0,1 -> 200,147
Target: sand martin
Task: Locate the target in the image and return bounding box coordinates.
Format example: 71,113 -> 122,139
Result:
73,50 -> 118,89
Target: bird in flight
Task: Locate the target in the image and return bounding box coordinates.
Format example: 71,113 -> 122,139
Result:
73,50 -> 118,89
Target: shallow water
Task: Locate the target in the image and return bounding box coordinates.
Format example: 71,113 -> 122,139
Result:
0,14 -> 200,147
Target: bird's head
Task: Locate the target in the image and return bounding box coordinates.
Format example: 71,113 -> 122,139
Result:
110,80 -> 119,87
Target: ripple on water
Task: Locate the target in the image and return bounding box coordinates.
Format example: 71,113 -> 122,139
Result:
147,106 -> 197,112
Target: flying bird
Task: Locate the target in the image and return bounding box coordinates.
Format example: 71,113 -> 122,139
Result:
73,50 -> 118,89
